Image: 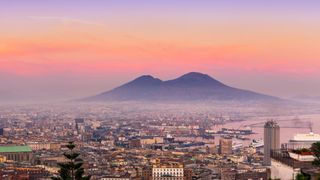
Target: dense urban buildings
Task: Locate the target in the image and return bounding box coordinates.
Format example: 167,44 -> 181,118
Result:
0,103 -> 319,179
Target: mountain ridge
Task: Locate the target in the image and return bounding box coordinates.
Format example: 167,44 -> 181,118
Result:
83,72 -> 280,102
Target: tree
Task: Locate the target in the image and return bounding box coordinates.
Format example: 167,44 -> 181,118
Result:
311,142 -> 320,180
311,142 -> 320,166
296,173 -> 309,180
52,142 -> 91,180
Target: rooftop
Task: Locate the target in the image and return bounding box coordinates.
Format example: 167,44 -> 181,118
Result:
291,132 -> 320,142
0,146 -> 32,153
264,120 -> 279,128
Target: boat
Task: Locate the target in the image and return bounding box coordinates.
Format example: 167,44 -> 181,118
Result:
232,141 -> 243,150
250,139 -> 264,148
217,128 -> 253,135
236,135 -> 250,140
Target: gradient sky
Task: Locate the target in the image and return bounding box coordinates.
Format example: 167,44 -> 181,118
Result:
1,0 -> 320,102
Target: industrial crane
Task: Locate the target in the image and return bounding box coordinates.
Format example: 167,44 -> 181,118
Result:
243,117 -> 313,132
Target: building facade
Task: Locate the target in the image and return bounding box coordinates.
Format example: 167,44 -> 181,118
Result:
142,163 -> 192,180
27,142 -> 61,151
0,145 -> 33,162
0,167 -> 49,179
287,132 -> 320,150
219,138 -> 232,155
264,121 -> 280,166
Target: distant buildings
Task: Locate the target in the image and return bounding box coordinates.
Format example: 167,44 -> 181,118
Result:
27,142 -> 61,151
75,118 -> 85,133
0,145 -> 33,162
101,174 -> 131,180
5,103 -> 320,179
263,120 -> 280,166
140,136 -> 164,147
142,162 -> 192,180
0,167 -> 49,179
221,168 -> 269,180
75,118 -> 85,124
0,128 -> 4,136
219,138 -> 232,155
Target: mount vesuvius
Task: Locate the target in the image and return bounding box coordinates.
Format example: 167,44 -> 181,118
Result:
83,72 -> 279,102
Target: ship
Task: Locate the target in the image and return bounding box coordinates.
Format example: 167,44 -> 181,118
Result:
217,128 -> 253,135
232,141 -> 243,150
250,139 -> 264,148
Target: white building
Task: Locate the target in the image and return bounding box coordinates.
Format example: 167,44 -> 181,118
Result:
271,159 -> 300,180
152,164 -> 184,179
270,150 -> 314,180
288,132 -> 320,150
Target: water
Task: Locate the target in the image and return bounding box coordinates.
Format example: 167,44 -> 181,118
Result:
214,114 -> 320,145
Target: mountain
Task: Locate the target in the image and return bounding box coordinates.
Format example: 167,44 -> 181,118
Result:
83,72 -> 280,102
292,95 -> 320,102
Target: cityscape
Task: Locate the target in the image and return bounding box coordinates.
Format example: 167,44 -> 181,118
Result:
1,1 -> 320,180
1,99 -> 320,179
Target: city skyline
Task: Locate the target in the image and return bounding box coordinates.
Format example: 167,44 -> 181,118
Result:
1,0 -> 320,102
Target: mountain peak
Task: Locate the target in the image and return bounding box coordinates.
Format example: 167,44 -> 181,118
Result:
179,72 -> 213,80
126,75 -> 162,87
134,75 -> 157,81
167,72 -> 225,87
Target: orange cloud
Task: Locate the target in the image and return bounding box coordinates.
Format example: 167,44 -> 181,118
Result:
1,19 -> 320,77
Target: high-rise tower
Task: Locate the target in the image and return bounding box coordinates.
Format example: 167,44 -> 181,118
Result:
219,138 -> 232,155
263,120 -> 280,166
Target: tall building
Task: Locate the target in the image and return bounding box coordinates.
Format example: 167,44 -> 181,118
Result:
219,138 -> 232,155
264,120 -> 280,166
75,118 -> 85,124
0,128 -> 4,136
75,118 -> 85,133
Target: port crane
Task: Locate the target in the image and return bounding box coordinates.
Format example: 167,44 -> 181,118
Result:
243,118 -> 313,132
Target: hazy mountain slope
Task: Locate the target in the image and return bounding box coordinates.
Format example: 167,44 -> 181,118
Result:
83,72 -> 279,101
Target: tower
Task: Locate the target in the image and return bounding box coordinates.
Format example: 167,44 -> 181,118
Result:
219,137 -> 232,155
263,120 -> 280,166
75,118 -> 85,131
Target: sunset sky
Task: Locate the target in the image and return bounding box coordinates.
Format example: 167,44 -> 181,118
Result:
1,0 -> 320,102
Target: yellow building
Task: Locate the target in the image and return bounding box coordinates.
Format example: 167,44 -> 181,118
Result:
0,155 -> 7,163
